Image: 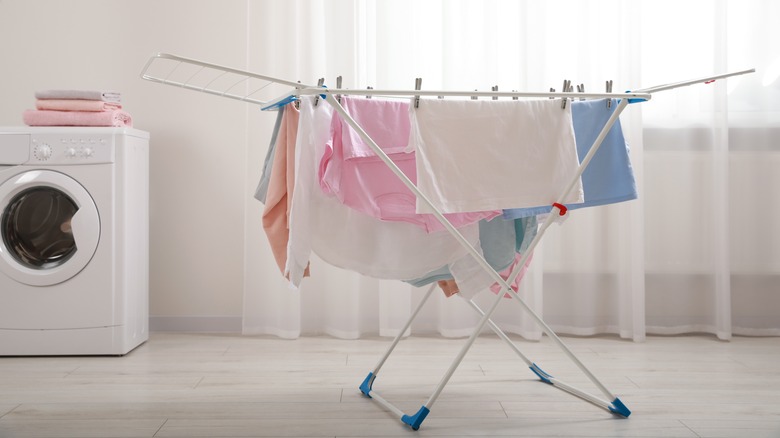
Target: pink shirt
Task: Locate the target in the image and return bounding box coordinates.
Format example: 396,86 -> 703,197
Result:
319,96 -> 497,233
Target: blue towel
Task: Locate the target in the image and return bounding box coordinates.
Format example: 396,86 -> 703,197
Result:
254,107 -> 285,203
502,99 -> 637,219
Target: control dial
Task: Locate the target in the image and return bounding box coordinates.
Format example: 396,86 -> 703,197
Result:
65,147 -> 78,158
34,143 -> 53,161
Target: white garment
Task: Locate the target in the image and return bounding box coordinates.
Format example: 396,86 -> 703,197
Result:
286,96 -> 492,297
408,98 -> 584,214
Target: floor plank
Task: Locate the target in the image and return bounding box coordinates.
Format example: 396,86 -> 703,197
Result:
0,333 -> 778,437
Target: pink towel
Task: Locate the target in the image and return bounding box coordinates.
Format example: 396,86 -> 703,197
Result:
35,89 -> 121,103
23,109 -> 132,127
36,99 -> 122,112
262,105 -> 300,275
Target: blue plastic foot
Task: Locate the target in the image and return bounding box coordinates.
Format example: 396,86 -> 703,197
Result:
529,363 -> 553,384
609,397 -> 631,417
401,405 -> 430,431
359,372 -> 375,398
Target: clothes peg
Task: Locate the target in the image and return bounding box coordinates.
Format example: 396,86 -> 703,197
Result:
336,76 -> 343,103
512,90 -> 518,100
606,80 -> 613,109
472,89 -> 478,100
366,86 -> 373,99
294,81 -> 302,109
414,78 -> 422,108
492,85 -> 499,100
577,83 -> 585,101
561,80 -> 571,109
549,87 -> 556,99
314,78 -> 325,107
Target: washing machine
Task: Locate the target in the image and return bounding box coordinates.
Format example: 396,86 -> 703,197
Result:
0,127 -> 149,355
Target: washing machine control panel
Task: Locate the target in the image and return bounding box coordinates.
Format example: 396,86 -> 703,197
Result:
30,133 -> 114,165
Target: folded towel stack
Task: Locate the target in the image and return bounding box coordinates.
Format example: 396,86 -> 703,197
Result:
23,89 -> 133,127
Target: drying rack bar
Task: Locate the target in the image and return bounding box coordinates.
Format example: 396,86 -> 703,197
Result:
141,52 -> 753,107
634,68 -> 755,93
295,87 -> 652,100
140,53 -> 311,106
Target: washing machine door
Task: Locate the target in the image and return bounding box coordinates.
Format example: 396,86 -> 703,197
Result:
0,169 -> 100,286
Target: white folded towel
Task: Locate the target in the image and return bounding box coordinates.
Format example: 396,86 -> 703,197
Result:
35,89 -> 121,103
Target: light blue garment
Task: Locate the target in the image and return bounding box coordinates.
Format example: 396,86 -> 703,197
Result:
254,107 -> 285,203
404,215 -> 537,287
502,99 -> 637,219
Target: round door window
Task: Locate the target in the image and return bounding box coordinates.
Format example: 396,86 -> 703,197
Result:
0,169 -> 100,286
2,187 -> 79,269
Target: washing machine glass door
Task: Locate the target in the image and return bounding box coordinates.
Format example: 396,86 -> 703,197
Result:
0,170 -> 100,286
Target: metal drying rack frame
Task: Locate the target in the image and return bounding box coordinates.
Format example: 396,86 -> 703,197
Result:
141,53 -> 754,430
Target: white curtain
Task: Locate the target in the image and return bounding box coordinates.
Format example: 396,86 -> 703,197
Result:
243,0 -> 780,341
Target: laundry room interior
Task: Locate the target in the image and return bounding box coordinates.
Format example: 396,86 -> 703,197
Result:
0,1 -> 778,437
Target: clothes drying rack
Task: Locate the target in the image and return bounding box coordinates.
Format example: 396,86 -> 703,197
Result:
140,53 -> 754,430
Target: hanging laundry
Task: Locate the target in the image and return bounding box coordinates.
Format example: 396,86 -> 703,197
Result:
262,103 -> 309,277
437,252 -> 534,298
285,96 -> 488,294
503,98 -> 637,219
405,216 -> 520,287
319,96 -> 499,233
255,107 -> 285,203
407,215 -> 538,298
408,98 -> 583,214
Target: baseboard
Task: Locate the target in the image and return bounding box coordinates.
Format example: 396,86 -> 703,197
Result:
149,316 -> 242,333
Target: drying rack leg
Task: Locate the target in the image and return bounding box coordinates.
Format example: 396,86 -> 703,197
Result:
359,283 -> 438,398
467,299 -> 630,416
327,93 -> 632,429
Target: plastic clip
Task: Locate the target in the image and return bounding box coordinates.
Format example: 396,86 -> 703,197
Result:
414,77 -> 422,108
624,90 -> 647,104
551,202 -> 570,224
293,81 -> 302,109
705,79 -> 716,84
561,79 -> 571,109
313,78 -> 325,107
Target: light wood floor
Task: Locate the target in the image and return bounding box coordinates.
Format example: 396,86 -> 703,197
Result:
0,332 -> 778,437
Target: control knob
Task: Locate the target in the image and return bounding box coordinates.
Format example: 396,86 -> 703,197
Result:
34,144 -> 52,160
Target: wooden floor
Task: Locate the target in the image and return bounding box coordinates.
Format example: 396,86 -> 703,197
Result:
0,332 -> 778,437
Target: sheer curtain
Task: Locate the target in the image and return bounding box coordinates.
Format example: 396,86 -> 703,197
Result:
243,0 -> 780,341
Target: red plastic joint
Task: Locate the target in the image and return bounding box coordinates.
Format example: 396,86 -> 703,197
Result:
552,202 -> 568,216
705,80 -> 716,84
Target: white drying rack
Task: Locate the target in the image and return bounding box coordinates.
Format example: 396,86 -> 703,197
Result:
140,53 -> 754,431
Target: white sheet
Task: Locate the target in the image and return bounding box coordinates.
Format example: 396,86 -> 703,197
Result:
408,98 -> 584,214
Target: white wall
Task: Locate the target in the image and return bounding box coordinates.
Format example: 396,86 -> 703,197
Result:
0,0 -> 274,330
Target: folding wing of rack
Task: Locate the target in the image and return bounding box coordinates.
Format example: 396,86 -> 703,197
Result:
141,53 -> 754,430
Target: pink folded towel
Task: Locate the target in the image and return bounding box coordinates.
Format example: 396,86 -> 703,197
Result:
35,89 -> 121,103
36,99 -> 122,112
23,109 -> 132,127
